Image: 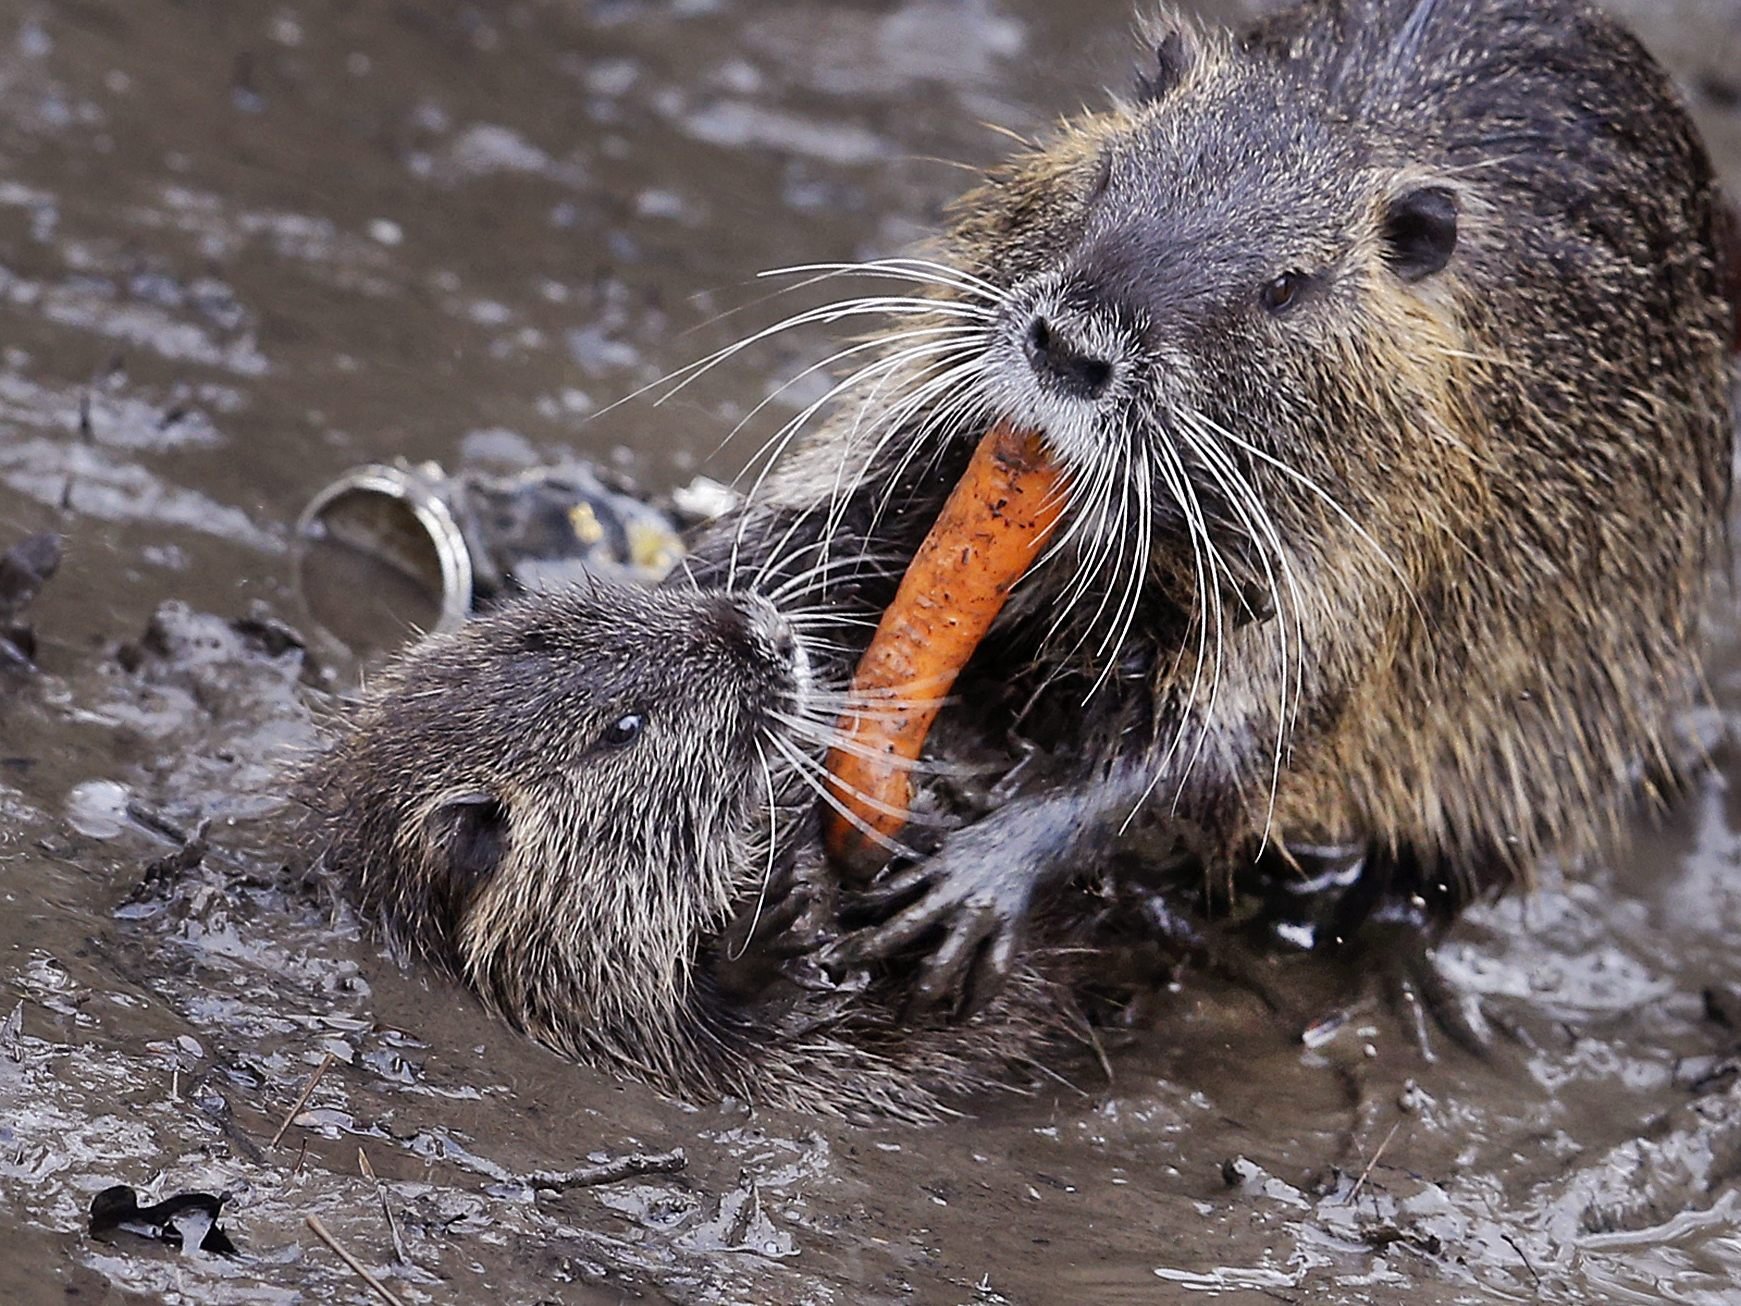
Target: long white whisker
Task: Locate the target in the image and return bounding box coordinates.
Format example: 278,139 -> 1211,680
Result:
759,258 -> 1006,306
729,337 -> 988,569
727,741 -> 781,962
769,711 -> 997,777
767,733 -> 929,859
1177,415 -> 1305,848
1201,415 -> 1409,597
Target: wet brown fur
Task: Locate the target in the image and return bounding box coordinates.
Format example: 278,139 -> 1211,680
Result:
311,0 -> 1736,1117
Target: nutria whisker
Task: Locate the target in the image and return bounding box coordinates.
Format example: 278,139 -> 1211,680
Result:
834,352 -> 996,546
728,334 -> 990,588
766,731 -> 927,862
1034,413 -> 1158,695
1092,433 -> 1148,664
1142,433 -> 1234,817
1175,412 -> 1308,840
742,528 -> 908,605
798,683 -> 967,721
688,312 -> 1000,582
1045,422 -> 1126,630
785,610 -> 880,633
733,334 -> 991,568
759,257 -> 1009,309
1098,443 -> 1157,700
769,710 -> 999,779
754,547 -> 906,605
733,329 -> 991,496
743,270 -> 995,324
712,323 -> 995,466
1197,412 -> 1410,598
1068,435 -> 1144,678
664,292 -> 997,398
726,739 -> 783,963
585,279 -> 995,442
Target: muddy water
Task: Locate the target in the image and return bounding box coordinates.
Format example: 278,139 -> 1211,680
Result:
1,1 -> 1739,1302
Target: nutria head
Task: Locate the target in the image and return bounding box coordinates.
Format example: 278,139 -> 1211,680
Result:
945,3 -> 1731,857
307,579 -> 1078,1117
949,14 -> 1504,660
307,581 -> 813,1078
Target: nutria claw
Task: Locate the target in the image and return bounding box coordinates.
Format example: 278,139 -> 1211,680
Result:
718,856 -> 839,962
1350,909 -> 1491,1062
832,837 -> 1040,1018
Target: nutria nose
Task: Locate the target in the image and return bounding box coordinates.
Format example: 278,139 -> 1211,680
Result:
1023,315 -> 1114,399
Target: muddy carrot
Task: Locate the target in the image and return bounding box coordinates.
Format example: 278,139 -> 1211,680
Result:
823,418 -> 1065,879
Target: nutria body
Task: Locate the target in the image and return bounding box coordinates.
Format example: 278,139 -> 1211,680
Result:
306,581 -> 1090,1120
685,0 -> 1737,1002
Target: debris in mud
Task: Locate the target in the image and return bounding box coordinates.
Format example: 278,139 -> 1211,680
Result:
114,599 -> 319,687
136,818 -> 211,885
270,1050 -> 338,1148
0,531 -> 61,672
1,1001 -> 23,1064
294,458 -> 692,651
1357,1220 -> 1444,1259
305,1214 -> 406,1306
525,1147 -> 688,1191
88,1184 -> 239,1256
1703,982 -> 1741,1031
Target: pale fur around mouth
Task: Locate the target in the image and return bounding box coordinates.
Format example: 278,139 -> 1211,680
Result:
982,283 -> 1134,472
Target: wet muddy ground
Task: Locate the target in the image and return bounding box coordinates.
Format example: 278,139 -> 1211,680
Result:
2,1 -> 1740,1302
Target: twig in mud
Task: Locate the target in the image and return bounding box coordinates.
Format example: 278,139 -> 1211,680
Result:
526,1148 -> 687,1190
358,1149 -> 410,1266
305,1215 -> 406,1306
270,1051 -> 336,1148
1343,1119 -> 1402,1207
1500,1232 -> 1543,1291
125,799 -> 195,846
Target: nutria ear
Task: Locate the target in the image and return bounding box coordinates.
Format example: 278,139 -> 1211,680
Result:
1134,26 -> 1196,102
1382,185 -> 1459,282
425,791 -> 510,896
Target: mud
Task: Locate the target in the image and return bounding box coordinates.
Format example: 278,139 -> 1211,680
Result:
1,2 -> 1739,1302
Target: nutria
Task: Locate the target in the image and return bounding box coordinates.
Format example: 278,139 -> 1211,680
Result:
682,0 -> 1738,1009
303,579 -> 1107,1120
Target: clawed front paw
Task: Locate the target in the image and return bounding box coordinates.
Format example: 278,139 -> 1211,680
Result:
1359,911 -> 1490,1060
826,856 -> 1034,1019
719,854 -> 839,963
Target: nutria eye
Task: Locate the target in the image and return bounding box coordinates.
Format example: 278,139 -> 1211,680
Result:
1261,271 -> 1308,315
601,713 -> 644,748
1134,29 -> 1190,102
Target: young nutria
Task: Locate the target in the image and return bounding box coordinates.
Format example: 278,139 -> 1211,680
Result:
304,580 -> 1101,1121
682,0 -> 1738,1009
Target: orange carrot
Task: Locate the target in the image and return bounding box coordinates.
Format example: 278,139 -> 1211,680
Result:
823,418 -> 1065,878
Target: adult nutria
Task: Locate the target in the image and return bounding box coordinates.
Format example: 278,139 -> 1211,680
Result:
303,579 -> 1104,1120
682,0 -> 1738,1009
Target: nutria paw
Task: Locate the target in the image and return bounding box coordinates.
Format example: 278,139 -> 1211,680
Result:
831,833 -> 1042,1018
1352,912 -> 1490,1061
718,849 -> 839,962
